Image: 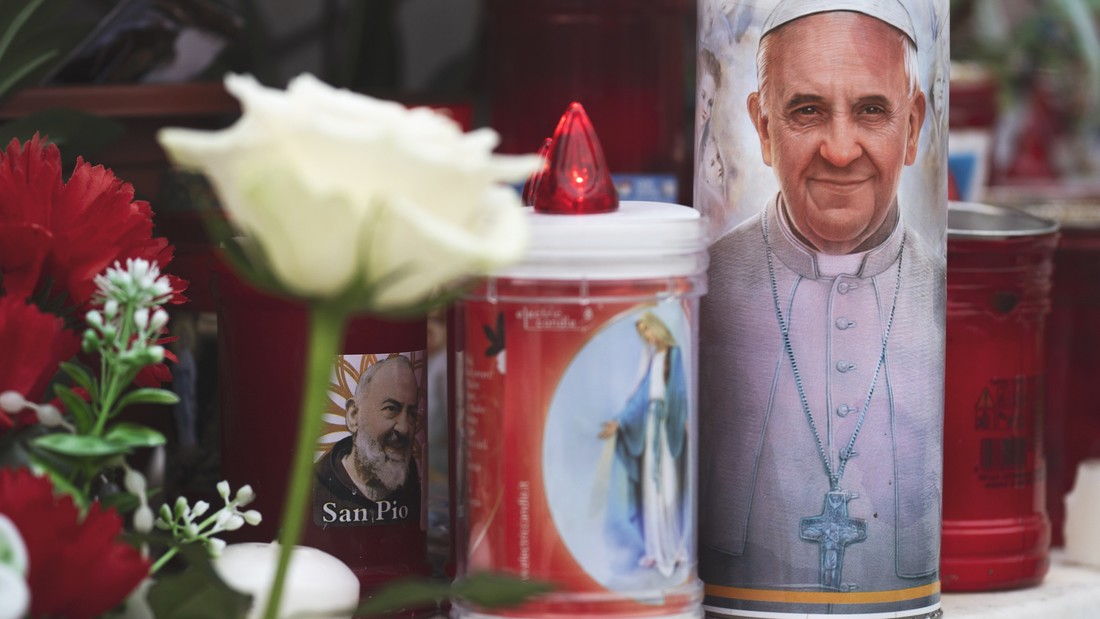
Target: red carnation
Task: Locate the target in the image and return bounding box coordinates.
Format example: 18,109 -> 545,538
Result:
0,468 -> 149,619
0,297 -> 80,425
0,135 -> 186,310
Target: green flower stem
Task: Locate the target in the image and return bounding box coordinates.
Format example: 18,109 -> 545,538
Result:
151,505 -> 231,574
262,304 -> 347,619
150,546 -> 179,574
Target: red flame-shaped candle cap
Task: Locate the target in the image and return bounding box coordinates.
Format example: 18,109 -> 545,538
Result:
521,137 -> 552,206
533,102 -> 619,214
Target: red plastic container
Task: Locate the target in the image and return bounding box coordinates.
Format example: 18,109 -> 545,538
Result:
1015,202 -> 1100,547
213,265 -> 430,594
942,202 -> 1057,591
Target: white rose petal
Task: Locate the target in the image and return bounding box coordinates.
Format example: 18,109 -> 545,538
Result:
0,515 -> 28,575
158,72 -> 539,307
365,188 -> 529,310
0,564 -> 29,619
214,543 -> 359,619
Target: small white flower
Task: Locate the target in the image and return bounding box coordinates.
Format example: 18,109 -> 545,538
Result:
150,309 -> 169,331
215,510 -> 232,529
217,481 -> 231,500
225,515 -> 245,531
104,299 -> 119,319
175,496 -> 189,518
243,510 -> 263,526
94,259 -> 174,307
208,537 -> 227,557
124,468 -> 147,495
235,484 -> 255,506
192,501 -> 210,519
134,505 -> 155,534
34,404 -> 64,428
146,346 -> 165,364
134,308 -> 150,331
86,310 -> 104,329
0,392 -> 25,414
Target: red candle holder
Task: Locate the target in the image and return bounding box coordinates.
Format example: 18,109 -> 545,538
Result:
941,202 -> 1057,591
212,264 -> 432,600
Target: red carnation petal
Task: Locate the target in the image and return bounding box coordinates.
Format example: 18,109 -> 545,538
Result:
0,469 -> 149,619
0,136 -> 61,229
134,362 -> 173,388
0,223 -> 52,300
0,296 -> 80,404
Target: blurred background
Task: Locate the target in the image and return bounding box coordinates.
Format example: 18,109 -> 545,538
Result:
3,0 -> 1099,560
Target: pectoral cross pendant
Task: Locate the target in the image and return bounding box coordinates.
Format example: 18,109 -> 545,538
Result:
799,490 -> 867,590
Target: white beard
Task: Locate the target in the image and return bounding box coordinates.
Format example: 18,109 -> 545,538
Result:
353,432 -> 409,498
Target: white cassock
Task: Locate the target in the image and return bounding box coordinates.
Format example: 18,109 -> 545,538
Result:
698,196 -> 944,603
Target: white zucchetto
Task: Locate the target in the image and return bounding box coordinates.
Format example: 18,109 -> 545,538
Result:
761,0 -> 918,49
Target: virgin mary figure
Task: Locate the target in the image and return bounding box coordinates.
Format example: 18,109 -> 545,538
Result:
598,311 -> 689,578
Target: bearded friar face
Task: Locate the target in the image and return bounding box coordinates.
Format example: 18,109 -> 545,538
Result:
344,358 -> 419,500
352,423 -> 411,493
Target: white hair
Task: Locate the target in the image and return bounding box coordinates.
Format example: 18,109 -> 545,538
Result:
354,355 -> 416,400
755,18 -> 921,112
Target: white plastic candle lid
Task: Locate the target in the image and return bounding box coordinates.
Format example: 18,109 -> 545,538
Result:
497,201 -> 708,280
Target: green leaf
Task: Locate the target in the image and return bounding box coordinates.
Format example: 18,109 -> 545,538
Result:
33,433 -> 127,457
104,423 -> 166,450
0,49 -> 56,100
0,109 -> 125,163
352,573 -> 553,617
53,384 -> 92,434
59,361 -> 98,400
147,543 -> 252,619
451,572 -> 554,609
0,0 -> 48,64
115,388 -> 180,412
26,450 -> 88,509
354,578 -> 450,617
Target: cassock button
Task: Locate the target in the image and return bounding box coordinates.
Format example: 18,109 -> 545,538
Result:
838,281 -> 859,294
835,318 -> 856,330
837,361 -> 856,373
837,404 -> 855,417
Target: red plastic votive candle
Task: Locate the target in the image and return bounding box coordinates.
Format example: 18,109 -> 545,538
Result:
941,202 -> 1057,591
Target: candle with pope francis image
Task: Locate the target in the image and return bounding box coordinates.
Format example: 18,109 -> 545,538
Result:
694,0 -> 948,617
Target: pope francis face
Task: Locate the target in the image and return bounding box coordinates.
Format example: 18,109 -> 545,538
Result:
748,11 -> 925,255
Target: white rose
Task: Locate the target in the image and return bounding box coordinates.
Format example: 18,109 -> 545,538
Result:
0,515 -> 29,619
213,542 -> 359,619
158,73 -> 538,309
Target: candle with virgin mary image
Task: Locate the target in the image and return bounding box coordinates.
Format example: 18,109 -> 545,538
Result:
695,1 -> 948,617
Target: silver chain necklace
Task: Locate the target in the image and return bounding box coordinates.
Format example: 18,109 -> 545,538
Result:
762,212 -> 904,490
762,211 -> 905,590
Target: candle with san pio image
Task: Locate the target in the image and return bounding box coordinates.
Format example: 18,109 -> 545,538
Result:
453,103 -> 708,618
695,1 -> 948,617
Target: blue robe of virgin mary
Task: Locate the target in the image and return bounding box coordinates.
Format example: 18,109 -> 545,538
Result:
604,345 -> 689,568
